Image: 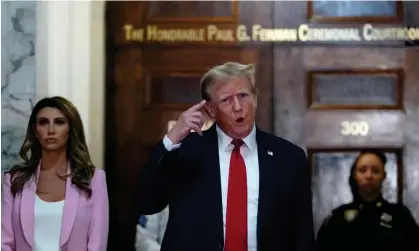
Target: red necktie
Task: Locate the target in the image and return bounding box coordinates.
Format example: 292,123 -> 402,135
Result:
225,139 -> 247,251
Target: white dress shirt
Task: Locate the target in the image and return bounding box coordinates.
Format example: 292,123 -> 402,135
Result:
163,124 -> 259,251
34,195 -> 65,251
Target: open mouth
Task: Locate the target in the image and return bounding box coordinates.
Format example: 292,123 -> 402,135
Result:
236,117 -> 244,123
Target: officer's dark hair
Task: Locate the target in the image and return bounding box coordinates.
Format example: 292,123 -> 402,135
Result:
348,150 -> 387,201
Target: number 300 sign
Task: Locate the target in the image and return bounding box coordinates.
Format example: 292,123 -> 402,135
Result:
340,121 -> 369,136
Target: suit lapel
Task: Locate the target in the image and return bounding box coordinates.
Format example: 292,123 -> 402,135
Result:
255,129 -> 275,248
20,177 -> 36,247
202,124 -> 225,238
20,162 -> 43,247
60,174 -> 79,246
19,162 -> 79,247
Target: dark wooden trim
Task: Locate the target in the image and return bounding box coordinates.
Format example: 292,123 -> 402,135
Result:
143,70 -> 206,109
145,0 -> 239,23
306,0 -> 404,24
307,147 -> 404,203
306,69 -> 404,110
104,3 -> 116,251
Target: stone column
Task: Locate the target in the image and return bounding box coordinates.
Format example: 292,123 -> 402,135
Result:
36,0 -> 105,168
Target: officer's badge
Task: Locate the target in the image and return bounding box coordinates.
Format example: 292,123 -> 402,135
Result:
344,209 -> 358,222
376,202 -> 382,207
381,212 -> 392,222
380,212 -> 393,228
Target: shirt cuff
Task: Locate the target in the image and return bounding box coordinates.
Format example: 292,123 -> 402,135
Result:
162,135 -> 181,151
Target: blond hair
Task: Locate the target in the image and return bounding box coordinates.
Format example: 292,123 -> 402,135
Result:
200,62 -> 257,101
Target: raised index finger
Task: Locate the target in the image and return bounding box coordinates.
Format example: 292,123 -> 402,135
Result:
187,100 -> 207,112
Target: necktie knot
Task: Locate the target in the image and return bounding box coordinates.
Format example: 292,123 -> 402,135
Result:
231,139 -> 244,149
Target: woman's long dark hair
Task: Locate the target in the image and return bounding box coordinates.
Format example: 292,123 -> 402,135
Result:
7,96 -> 95,198
348,150 -> 387,201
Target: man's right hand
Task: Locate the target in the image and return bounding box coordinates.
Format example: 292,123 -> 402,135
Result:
167,100 -> 207,144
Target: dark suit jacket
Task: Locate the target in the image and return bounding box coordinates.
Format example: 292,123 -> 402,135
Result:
137,124 -> 314,251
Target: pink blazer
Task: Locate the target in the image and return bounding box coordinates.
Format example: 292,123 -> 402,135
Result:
1,164 -> 109,251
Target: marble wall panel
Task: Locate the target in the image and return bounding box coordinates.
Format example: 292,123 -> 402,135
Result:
1,1 -> 37,172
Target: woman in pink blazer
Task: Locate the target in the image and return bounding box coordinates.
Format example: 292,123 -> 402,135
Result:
1,96 -> 109,251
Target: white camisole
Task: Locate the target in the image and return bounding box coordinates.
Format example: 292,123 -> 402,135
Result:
34,195 -> 65,251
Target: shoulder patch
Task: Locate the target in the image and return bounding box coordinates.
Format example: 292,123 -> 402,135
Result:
344,209 -> 358,222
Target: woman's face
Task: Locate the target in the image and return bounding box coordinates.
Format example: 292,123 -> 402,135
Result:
35,107 -> 70,152
354,153 -> 386,199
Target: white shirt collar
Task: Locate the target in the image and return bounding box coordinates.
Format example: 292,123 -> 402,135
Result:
216,123 -> 257,152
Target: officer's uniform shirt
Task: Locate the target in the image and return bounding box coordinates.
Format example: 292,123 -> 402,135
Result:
315,195 -> 418,251
135,207 -> 169,251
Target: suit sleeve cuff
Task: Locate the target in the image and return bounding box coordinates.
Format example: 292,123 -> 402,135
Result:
163,135 -> 181,151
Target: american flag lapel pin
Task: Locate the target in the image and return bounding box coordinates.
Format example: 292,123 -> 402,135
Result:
267,150 -> 273,156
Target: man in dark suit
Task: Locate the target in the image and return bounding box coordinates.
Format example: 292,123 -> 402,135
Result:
137,62 -> 314,251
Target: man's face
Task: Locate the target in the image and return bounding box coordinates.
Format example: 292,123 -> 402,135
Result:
206,77 -> 257,139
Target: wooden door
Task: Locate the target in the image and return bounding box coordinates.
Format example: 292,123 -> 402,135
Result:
105,1 -> 274,250
271,1 -> 419,233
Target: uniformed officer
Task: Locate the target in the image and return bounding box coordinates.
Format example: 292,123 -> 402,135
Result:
135,206 -> 169,251
315,150 -> 418,251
